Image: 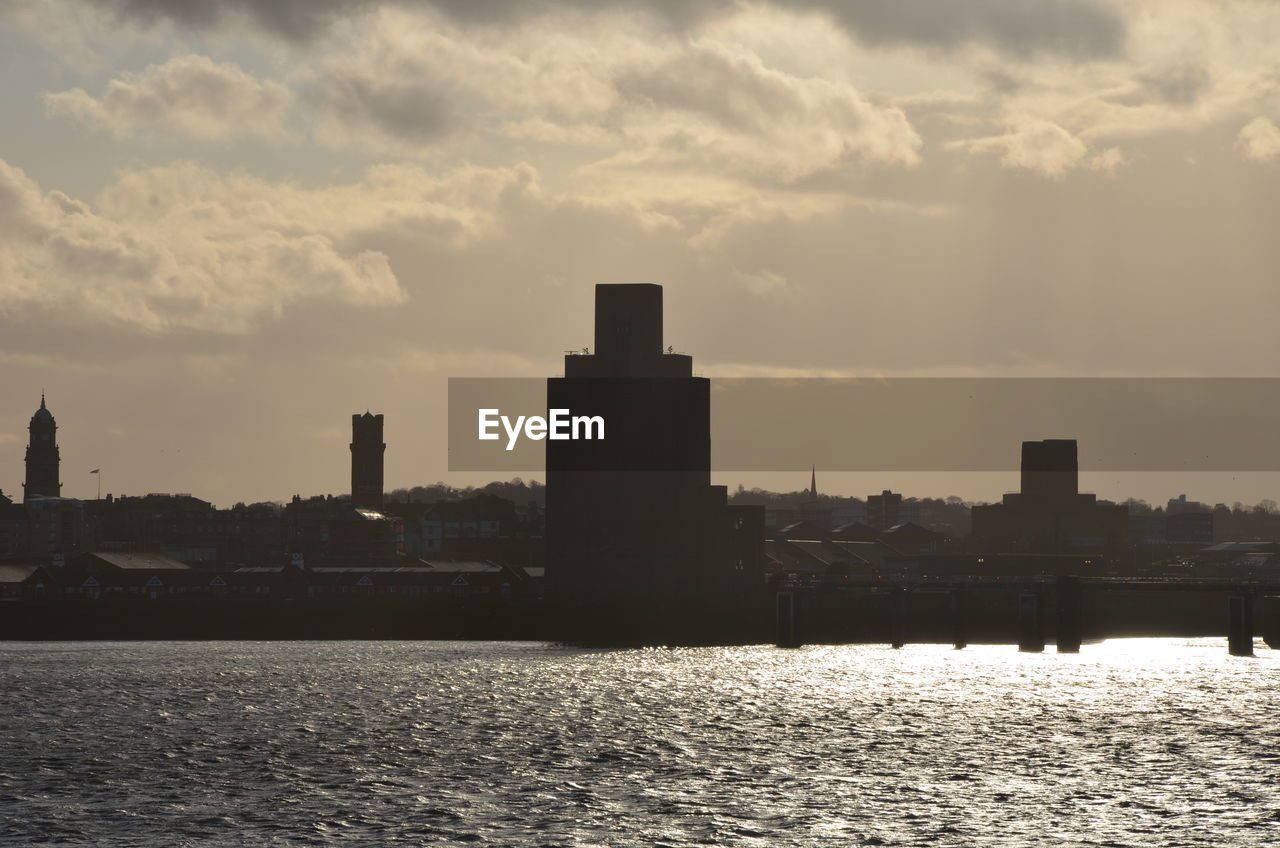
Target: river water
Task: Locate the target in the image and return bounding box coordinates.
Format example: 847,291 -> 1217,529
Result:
2,639 -> 1278,846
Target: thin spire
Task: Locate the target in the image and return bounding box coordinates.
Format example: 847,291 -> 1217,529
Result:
810,465 -> 817,498
40,390 -> 46,409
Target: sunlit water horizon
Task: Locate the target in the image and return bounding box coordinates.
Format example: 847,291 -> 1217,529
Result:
3,638 -> 1278,846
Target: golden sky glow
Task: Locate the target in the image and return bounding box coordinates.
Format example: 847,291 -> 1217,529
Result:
1,0 -> 1278,505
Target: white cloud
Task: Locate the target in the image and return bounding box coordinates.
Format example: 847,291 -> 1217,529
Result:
0,159 -> 403,332
44,54 -> 291,140
296,9 -> 627,155
1087,146 -> 1128,175
0,156 -> 704,334
610,39 -> 921,181
953,118 -> 1088,178
1238,117 -> 1280,162
732,267 -> 789,295
295,10 -> 921,190
916,2 -> 1280,154
47,0 -> 1130,60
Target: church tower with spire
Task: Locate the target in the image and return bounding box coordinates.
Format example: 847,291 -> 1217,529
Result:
23,393 -> 61,503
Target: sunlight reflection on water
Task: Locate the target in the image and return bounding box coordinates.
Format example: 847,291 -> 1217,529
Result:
2,638 -> 1277,846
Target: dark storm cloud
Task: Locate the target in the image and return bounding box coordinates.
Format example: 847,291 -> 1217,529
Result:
306,74 -> 455,142
811,0 -> 1125,58
80,0 -> 379,41
1137,63 -> 1212,107
75,0 -> 1126,57
75,0 -> 715,41
1103,62 -> 1214,110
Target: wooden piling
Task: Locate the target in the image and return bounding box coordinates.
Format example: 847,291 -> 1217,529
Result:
1228,593 -> 1253,657
1056,575 -> 1082,653
950,589 -> 967,650
890,588 -> 906,649
775,591 -> 799,648
1018,590 -> 1044,653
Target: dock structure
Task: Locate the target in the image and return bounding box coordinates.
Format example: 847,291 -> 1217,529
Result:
1017,591 -> 1044,653
950,589 -> 967,650
767,576 -> 1275,654
775,591 -> 800,648
1056,576 -> 1082,653
1228,594 -> 1254,657
890,588 -> 906,649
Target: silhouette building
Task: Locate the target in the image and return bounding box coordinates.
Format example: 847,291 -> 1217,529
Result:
866,490 -> 903,530
23,394 -> 61,503
333,411 -> 400,563
546,284 -> 762,608
796,468 -> 832,532
970,439 -> 1127,553
1020,439 -> 1078,503
350,412 -> 385,511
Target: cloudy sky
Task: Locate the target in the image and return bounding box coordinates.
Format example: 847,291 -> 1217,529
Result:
2,0 -> 1279,507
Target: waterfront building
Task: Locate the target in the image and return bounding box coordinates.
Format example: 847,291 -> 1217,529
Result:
866,490 -> 921,530
545,284 -> 763,606
23,394 -> 61,502
970,440 -> 1127,553
350,411 -> 386,511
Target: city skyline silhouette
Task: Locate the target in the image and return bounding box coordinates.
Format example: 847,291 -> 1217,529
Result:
3,1 -> 1280,508
5,5 -> 1280,845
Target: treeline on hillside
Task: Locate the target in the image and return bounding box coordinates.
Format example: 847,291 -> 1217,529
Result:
387,478 -> 546,507
728,487 -> 973,538
1124,498 -> 1280,541
376,481 -> 1280,541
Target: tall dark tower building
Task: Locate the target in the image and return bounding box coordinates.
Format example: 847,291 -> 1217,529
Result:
546,284 -> 763,614
1020,439 -> 1079,504
971,438 -> 1126,553
23,393 -> 61,503
350,412 -> 385,511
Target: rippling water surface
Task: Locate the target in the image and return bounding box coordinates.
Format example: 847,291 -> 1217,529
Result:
2,638 -> 1279,846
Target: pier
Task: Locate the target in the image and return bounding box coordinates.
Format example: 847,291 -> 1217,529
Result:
772,576 -> 1279,653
